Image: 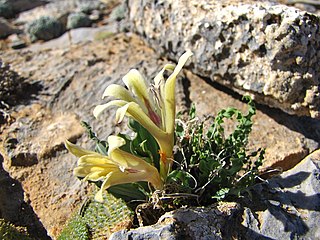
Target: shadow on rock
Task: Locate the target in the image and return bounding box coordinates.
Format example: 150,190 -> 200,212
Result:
195,75 -> 320,144
238,157 -> 320,239
256,106 -> 320,144
0,154 -> 50,239
0,61 -> 43,124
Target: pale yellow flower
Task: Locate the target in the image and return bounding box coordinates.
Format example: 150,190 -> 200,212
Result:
65,136 -> 163,202
93,51 -> 193,180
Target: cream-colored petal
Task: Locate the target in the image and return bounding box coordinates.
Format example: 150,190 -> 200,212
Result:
109,148 -> 149,169
122,69 -> 149,102
164,50 -> 193,135
153,64 -> 175,87
73,165 -> 111,177
83,171 -> 108,181
102,84 -> 136,103
107,135 -> 126,156
94,172 -> 114,202
115,101 -> 167,143
115,103 -> 131,124
78,154 -> 112,165
73,166 -> 91,177
94,166 -> 163,202
65,140 -> 97,158
93,100 -> 128,118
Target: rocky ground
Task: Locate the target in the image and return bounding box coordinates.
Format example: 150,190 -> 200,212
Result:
0,0 -> 319,239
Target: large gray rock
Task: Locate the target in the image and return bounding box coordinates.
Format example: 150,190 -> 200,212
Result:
110,203 -> 239,240
2,0 -> 45,13
127,0 -> 320,118
241,148 -> 320,239
0,0 -> 45,19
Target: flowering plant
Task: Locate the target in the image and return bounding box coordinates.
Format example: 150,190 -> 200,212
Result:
66,51 -> 193,201
66,50 -> 264,206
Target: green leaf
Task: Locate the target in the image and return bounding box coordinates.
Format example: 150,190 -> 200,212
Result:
108,182 -> 149,202
189,103 -> 196,120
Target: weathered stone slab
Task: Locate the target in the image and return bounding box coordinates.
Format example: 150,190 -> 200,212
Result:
110,203 -> 239,240
127,0 -> 320,118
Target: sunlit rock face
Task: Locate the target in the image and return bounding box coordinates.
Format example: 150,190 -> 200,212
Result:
127,0 -> 320,118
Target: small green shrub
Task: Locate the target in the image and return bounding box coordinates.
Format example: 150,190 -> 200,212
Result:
27,16 -> 64,42
67,12 -> 91,30
109,4 -> 126,21
170,96 -> 264,203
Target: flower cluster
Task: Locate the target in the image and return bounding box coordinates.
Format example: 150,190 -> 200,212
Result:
66,51 -> 192,201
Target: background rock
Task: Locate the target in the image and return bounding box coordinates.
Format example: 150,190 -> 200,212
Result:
0,61 -> 41,124
16,0 -> 106,24
0,154 -> 50,239
0,1 -> 15,19
1,0 -> 46,17
0,18 -> 19,38
240,149 -> 320,239
66,12 -> 91,29
127,0 -> 320,118
110,205 -> 234,240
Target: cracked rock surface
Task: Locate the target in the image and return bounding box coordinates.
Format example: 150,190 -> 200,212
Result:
127,0 -> 320,118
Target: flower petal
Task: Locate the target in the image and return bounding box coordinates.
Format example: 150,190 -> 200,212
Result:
94,165 -> 163,202
164,50 -> 193,134
122,69 -> 149,102
115,101 -> 167,142
94,172 -> 114,202
82,169 -> 108,181
153,64 -> 175,87
93,100 -> 128,118
65,140 -> 97,158
115,103 -> 131,124
77,154 -> 115,165
102,84 -> 136,103
107,135 -> 126,156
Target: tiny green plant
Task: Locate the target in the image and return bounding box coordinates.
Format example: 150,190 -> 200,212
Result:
171,96 -> 265,204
